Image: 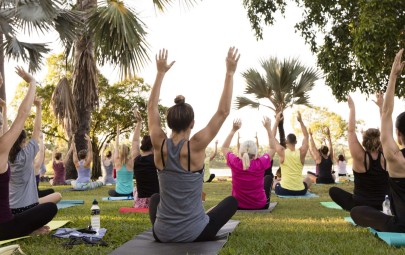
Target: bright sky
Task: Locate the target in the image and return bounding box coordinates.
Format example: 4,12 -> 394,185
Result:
4,0 -> 405,146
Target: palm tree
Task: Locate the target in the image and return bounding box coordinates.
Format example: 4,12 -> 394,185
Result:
0,0 -> 81,100
236,57 -> 321,147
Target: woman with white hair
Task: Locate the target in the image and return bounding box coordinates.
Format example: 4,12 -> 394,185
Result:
222,117 -> 276,209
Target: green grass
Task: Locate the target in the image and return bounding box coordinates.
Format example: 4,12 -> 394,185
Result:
7,181 -> 405,254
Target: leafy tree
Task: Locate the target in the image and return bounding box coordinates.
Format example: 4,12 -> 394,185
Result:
243,0 -> 405,101
235,57 -> 321,146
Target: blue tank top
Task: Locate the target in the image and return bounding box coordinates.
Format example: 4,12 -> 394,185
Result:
154,139 -> 209,242
116,165 -> 134,194
76,160 -> 91,183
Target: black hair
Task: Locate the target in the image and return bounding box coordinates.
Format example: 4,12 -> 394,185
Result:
396,112 -> 405,135
9,130 -> 27,163
286,134 -> 297,145
166,95 -> 194,133
140,135 -> 153,151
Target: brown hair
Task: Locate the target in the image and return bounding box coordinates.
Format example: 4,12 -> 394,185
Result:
362,128 -> 381,151
140,135 -> 152,151
78,149 -> 87,160
9,130 -> 27,163
396,112 -> 405,135
166,95 -> 194,133
320,145 -> 329,155
55,152 -> 62,160
286,134 -> 297,145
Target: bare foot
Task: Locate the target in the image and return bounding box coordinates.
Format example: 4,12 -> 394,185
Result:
31,226 -> 50,236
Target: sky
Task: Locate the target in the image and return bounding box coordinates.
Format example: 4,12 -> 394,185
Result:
4,0 -> 405,147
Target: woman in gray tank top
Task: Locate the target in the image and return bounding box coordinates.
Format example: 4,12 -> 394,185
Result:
147,47 -> 240,242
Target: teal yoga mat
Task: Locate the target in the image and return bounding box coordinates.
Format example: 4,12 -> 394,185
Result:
344,217 -> 405,247
102,196 -> 133,201
57,200 -> 84,209
277,192 -> 319,198
320,202 -> 343,210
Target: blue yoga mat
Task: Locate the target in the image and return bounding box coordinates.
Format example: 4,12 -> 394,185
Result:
277,192 -> 319,198
56,200 -> 84,209
102,196 -> 133,201
344,217 -> 405,247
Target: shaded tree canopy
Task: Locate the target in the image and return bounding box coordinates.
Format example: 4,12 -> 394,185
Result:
243,0 -> 405,101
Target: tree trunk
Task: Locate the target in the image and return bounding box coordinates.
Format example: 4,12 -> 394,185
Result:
65,138 -> 77,180
65,0 -> 98,179
91,139 -> 102,179
278,118 -> 286,148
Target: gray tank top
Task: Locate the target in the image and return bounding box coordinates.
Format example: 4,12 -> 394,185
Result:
153,139 -> 209,242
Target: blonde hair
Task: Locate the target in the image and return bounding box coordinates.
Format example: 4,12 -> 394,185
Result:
239,140 -> 258,170
119,145 -> 130,166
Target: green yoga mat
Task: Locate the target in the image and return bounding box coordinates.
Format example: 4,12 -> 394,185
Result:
344,217 -> 405,247
277,192 -> 319,198
320,202 -> 343,210
57,200 -> 84,209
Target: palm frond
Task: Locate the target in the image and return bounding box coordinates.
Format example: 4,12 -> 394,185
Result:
241,68 -> 269,98
279,58 -> 306,92
235,96 -> 260,109
0,10 -> 14,36
89,0 -> 150,78
152,0 -> 198,11
54,9 -> 83,48
3,35 -> 49,72
293,68 -> 321,95
51,77 -> 77,134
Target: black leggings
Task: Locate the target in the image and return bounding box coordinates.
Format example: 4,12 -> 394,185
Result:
329,187 -> 383,211
0,203 -> 57,241
149,194 -> 238,242
108,189 -> 133,197
38,188 -> 55,198
204,174 -> 215,183
351,206 -> 405,232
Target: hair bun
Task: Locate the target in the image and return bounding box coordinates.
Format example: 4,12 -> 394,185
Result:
174,95 -> 185,105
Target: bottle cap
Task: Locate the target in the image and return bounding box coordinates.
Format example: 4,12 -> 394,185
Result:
92,199 -> 98,205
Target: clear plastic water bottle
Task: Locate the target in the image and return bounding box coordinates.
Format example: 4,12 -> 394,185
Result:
91,199 -> 101,229
382,195 -> 392,216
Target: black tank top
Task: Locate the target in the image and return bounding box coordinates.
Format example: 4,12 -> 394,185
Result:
133,154 -> 160,198
317,155 -> 333,179
353,151 -> 389,203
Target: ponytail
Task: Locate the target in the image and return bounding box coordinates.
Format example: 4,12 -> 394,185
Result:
242,152 -> 251,170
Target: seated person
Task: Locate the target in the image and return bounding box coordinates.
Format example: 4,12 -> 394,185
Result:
50,146 -> 72,186
132,111 -> 160,207
100,143 -> 115,185
222,118 -> 275,209
34,133 -> 55,197
71,134 -> 103,190
329,94 -> 388,211
273,112 -> 313,196
308,127 -> 335,184
108,120 -> 137,197
351,49 -> 405,232
0,68 -> 57,241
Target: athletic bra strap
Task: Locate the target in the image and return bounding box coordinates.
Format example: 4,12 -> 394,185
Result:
381,152 -> 387,170
363,151 -> 369,171
160,139 -> 166,168
187,141 -> 190,172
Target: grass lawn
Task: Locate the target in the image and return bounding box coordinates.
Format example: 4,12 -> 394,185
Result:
6,181 -> 405,254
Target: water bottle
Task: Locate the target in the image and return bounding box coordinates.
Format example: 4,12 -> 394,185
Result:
90,199 -> 101,229
382,195 -> 392,216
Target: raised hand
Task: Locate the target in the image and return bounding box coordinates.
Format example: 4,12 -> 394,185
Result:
134,109 -> 142,123
232,118 -> 242,131
84,134 -> 91,141
325,126 -> 331,137
262,116 -> 271,131
347,95 -> 354,109
15,66 -> 35,83
275,112 -> 284,123
0,98 -> 5,108
156,48 -> 175,74
390,48 -> 405,76
308,128 -> 313,136
226,47 -> 240,75
297,111 -> 302,123
372,91 -> 384,109
33,97 -> 41,107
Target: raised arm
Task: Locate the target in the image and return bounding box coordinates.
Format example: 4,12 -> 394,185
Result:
63,144 -> 73,166
191,47 -> 240,150
347,95 -> 365,172
325,127 -> 334,163
255,132 -> 259,152
0,67 -> 37,174
297,111 -> 309,163
114,125 -> 120,164
222,119 -> 241,156
0,98 -> 7,136
273,112 -> 285,161
71,137 -> 79,168
263,116 -> 276,159
237,132 -> 241,151
131,110 -> 142,159
308,128 -> 321,164
373,92 -> 384,118
100,142 -> 106,163
84,134 -> 92,166
210,140 -> 218,161
32,97 -> 42,143
381,48 -> 405,174
147,49 -> 174,151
